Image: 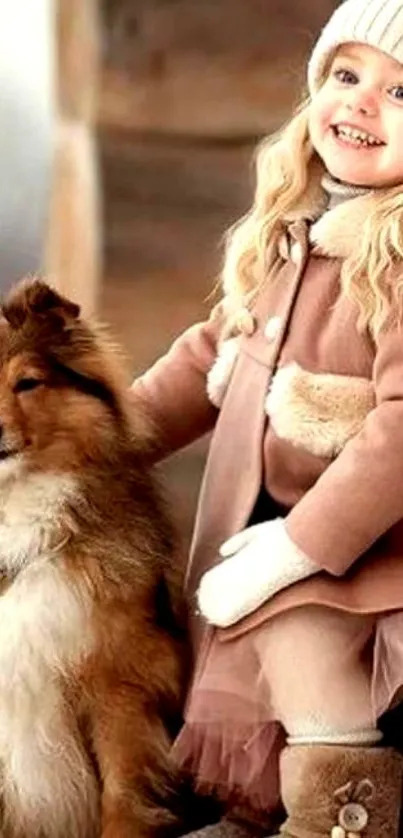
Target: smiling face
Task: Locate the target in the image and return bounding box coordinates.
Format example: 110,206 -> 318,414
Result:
308,43 -> 403,187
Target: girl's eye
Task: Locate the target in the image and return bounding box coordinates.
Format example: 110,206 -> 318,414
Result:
389,85 -> 403,100
333,68 -> 359,85
14,377 -> 43,394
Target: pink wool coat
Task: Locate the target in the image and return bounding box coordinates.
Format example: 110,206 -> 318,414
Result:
134,189 -> 403,654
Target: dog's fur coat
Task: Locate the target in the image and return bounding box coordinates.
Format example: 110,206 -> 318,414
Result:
0,278 -> 187,838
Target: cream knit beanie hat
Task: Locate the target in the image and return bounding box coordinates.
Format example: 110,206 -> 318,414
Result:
308,0 -> 403,94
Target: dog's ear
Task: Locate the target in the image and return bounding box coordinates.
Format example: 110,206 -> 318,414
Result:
2,277 -> 80,329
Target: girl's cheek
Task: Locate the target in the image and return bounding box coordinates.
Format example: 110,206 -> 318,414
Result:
308,108 -> 325,142
316,108 -> 333,136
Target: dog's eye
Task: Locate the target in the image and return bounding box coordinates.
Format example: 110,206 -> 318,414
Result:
14,377 -> 43,394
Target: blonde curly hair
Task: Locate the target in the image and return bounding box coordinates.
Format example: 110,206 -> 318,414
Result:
221,95 -> 403,339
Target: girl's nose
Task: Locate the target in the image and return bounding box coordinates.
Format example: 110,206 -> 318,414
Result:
347,86 -> 378,117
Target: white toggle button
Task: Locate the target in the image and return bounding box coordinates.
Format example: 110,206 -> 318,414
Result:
290,240 -> 303,264
236,308 -> 256,336
264,316 -> 282,342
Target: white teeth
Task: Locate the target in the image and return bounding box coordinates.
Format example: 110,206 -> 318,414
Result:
335,125 -> 382,146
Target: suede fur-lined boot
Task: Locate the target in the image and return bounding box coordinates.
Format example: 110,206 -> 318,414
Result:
180,819 -> 262,838
181,804 -> 283,838
277,745 -> 403,838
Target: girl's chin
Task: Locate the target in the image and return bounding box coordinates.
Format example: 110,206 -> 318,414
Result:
324,160 -> 377,188
320,134 -> 384,187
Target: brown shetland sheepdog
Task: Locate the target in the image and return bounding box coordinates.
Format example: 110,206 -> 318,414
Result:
0,277 -> 188,838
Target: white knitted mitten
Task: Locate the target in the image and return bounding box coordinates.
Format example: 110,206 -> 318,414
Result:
197,518 -> 318,627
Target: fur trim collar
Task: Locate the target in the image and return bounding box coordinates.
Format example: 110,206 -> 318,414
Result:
221,180 -> 383,312
286,189 -> 379,261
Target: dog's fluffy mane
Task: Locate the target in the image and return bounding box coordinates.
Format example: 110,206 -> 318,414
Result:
0,277 -> 175,588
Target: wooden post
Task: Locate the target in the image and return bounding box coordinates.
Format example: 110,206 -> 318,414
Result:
45,0 -> 102,315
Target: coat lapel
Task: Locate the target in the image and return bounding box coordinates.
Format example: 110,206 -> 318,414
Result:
185,223 -> 310,652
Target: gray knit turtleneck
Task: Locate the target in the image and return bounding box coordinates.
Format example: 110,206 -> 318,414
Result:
321,172 -> 373,210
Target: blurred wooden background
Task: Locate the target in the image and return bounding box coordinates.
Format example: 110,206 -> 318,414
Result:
75,0 -> 338,540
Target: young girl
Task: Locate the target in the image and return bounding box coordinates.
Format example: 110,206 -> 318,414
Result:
132,0 -> 403,835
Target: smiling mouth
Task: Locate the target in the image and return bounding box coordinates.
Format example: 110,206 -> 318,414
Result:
331,125 -> 384,148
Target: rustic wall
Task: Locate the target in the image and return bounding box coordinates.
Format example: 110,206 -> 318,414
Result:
99,0 -> 338,539
100,0 -> 336,136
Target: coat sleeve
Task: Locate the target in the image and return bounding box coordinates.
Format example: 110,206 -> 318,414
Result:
129,305 -> 223,460
285,321 -> 403,575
